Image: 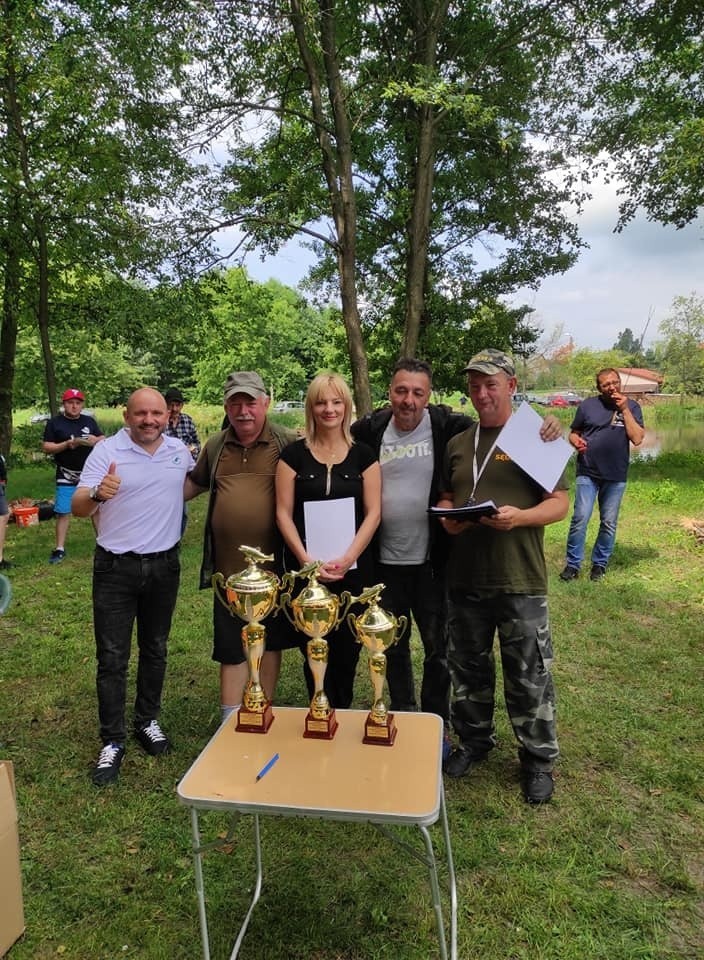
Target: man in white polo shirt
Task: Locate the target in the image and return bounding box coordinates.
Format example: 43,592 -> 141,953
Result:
73,388 -> 192,786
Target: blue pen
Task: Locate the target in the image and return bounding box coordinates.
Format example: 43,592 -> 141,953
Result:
255,752 -> 280,782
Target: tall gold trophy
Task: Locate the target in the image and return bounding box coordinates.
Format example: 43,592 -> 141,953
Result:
212,545 -> 280,734
280,561 -> 353,740
348,584 -> 407,746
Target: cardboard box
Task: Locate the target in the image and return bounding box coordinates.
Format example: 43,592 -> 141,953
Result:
0,762 -> 24,956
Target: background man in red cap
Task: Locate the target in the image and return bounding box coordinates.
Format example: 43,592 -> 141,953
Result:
42,388 -> 104,563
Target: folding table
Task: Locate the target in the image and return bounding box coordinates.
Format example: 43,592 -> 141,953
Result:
177,706 -> 457,960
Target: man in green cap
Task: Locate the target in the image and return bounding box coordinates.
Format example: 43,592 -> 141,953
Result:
437,348 -> 569,804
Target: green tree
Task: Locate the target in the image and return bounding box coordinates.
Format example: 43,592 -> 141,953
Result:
613,328 -> 639,354
0,0 -> 208,453
186,1 -> 582,411
658,293 -> 704,396
563,1 -> 704,230
191,267 -> 334,403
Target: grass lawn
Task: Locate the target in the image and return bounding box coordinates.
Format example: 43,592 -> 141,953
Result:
0,452 -> 702,959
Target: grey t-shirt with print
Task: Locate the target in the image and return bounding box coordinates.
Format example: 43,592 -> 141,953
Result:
378,410 -> 434,564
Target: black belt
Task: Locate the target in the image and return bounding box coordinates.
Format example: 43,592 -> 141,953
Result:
97,545 -> 179,560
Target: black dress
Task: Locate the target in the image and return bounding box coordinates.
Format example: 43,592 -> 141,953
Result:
279,439 -> 378,708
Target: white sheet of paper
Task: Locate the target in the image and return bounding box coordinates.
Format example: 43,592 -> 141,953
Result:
303,497 -> 357,569
497,402 -> 574,491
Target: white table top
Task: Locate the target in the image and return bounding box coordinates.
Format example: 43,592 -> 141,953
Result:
177,707 -> 443,826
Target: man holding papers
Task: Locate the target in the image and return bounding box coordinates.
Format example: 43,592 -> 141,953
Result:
352,359 -> 562,746
437,349 -> 569,804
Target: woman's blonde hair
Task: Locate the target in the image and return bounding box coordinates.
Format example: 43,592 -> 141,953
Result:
304,372 -> 354,446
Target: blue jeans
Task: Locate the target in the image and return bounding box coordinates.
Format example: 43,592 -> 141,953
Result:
93,545 -> 180,743
565,476 -> 626,569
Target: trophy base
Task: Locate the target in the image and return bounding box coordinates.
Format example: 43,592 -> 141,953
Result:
303,709 -> 338,740
236,702 -> 274,733
363,712 -> 397,746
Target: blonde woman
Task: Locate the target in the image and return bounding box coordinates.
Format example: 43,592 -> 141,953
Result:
276,373 -> 381,708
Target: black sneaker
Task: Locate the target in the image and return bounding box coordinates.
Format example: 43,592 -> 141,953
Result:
135,720 -> 170,756
590,564 -> 606,581
92,742 -> 125,786
559,565 -> 579,581
521,770 -> 554,804
0,559 -> 12,570
443,747 -> 487,779
48,548 -> 66,565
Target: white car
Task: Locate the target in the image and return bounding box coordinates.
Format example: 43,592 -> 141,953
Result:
273,400 -> 304,413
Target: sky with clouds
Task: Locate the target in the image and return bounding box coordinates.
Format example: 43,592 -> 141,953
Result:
241,175 -> 703,355
510,177 -> 703,352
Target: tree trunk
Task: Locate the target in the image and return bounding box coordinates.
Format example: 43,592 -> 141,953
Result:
0,219 -> 20,459
402,101 -> 437,358
36,230 -> 58,414
401,0 -> 450,359
290,0 -> 372,413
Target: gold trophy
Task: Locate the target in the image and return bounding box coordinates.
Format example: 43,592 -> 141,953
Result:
280,561 -> 353,739
348,584 -> 407,746
212,545 -> 280,733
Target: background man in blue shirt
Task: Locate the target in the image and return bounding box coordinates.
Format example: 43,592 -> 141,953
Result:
560,368 -> 645,582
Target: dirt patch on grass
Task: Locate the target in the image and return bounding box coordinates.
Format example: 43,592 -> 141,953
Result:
681,517 -> 704,544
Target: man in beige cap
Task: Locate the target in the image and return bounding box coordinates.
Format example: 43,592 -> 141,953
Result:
437,348 -> 569,804
185,372 -> 299,722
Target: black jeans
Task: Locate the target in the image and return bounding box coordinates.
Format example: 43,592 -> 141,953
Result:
93,545 -> 180,743
378,562 -> 450,722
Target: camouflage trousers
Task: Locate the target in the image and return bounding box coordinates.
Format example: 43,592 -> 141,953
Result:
446,591 -> 558,771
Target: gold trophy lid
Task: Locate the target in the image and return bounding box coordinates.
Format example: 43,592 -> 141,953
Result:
295,579 -> 338,606
226,546 -> 278,594
355,602 -> 395,631
287,560 -> 337,606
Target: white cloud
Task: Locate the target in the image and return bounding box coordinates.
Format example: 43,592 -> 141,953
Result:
513,173 -> 703,349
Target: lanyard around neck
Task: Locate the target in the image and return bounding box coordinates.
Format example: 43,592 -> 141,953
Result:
469,425 -> 500,504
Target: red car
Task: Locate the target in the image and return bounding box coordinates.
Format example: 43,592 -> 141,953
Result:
547,395 -> 569,407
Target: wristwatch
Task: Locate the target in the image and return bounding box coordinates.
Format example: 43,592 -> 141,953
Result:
89,485 -> 105,502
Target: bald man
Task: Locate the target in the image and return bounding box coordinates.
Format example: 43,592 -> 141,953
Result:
73,388 -> 192,785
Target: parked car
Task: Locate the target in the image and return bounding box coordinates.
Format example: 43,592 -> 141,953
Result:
30,412 -> 51,423
273,400 -> 304,413
546,394 -> 569,408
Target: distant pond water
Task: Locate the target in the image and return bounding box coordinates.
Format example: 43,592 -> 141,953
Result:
634,422 -> 704,458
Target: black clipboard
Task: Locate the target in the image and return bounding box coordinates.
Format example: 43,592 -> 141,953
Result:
428,499 -> 498,520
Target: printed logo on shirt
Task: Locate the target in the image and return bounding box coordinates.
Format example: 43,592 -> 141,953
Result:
379,440 -> 432,464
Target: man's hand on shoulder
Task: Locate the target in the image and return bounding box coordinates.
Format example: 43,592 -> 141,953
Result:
540,415 -> 563,442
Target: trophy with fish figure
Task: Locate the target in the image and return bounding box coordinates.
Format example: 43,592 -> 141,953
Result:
347,584 -> 407,746
212,545 -> 280,733
279,561 -> 354,739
